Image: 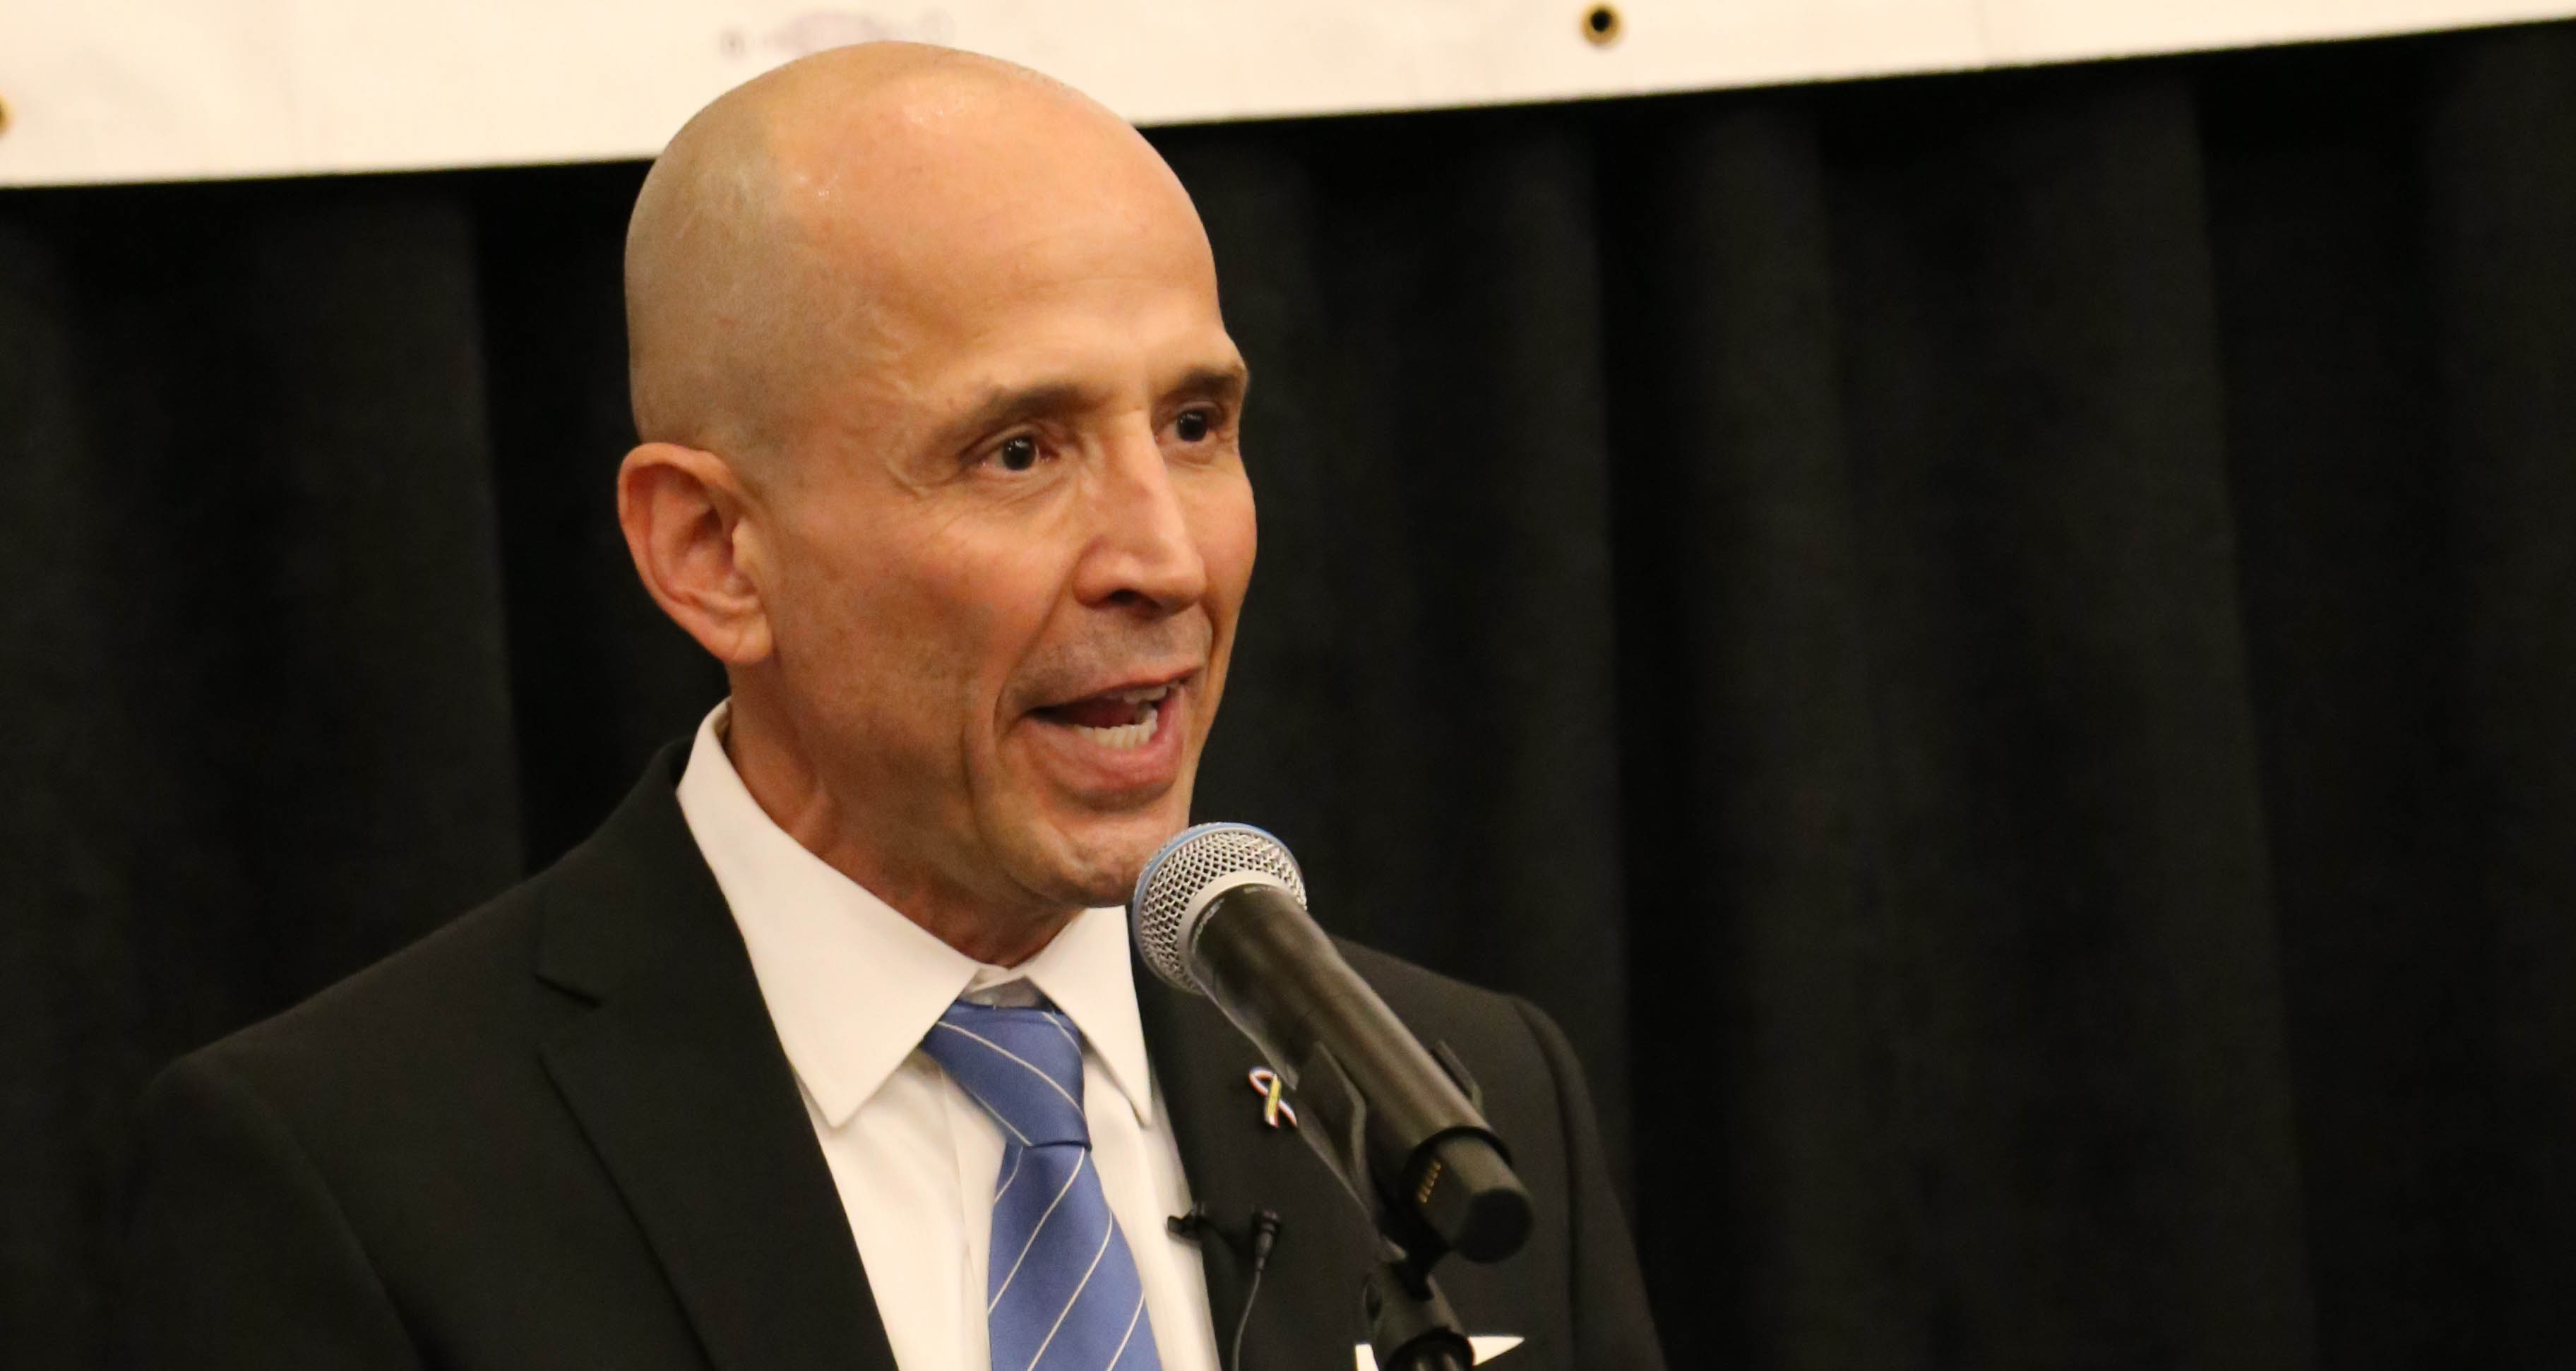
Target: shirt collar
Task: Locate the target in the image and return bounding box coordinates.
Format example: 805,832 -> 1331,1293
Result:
674,702 -> 1157,1131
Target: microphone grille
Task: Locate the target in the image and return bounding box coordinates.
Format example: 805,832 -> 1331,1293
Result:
1129,822 -> 1307,992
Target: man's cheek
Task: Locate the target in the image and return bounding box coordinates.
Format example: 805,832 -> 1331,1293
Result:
1192,498 -> 1258,608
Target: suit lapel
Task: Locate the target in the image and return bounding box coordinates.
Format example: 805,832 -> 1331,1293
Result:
527,748 -> 1393,1371
534,750 -> 898,1371
1138,972 -> 1382,1370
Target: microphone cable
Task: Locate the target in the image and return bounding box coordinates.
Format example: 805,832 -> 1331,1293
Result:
1170,1205 -> 1282,1371
1229,1211 -> 1282,1371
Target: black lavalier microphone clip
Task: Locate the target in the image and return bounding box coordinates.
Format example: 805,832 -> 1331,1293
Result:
1164,1204 -> 1287,1371
1165,1202 -> 1214,1240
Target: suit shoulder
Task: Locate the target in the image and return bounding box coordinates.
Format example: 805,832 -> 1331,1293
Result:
1329,938 -> 1551,1073
165,870 -> 552,1113
179,741 -> 700,1089
1332,938 -> 1517,1018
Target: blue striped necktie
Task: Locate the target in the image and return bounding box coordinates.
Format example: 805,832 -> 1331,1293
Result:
919,1000 -> 1163,1371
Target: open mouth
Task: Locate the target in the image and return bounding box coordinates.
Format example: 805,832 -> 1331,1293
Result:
1032,682 -> 1177,752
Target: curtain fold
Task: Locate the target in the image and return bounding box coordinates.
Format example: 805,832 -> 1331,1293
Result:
2419,30 -> 2576,1367
0,181 -> 527,1356
1168,109 -> 1635,1173
4,20 -> 2572,1369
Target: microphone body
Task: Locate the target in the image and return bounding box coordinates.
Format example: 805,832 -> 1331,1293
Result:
1132,825 -> 1532,1263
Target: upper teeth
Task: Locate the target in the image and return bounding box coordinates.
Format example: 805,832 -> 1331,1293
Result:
1080,692 -> 1165,751
1111,684 -> 1174,703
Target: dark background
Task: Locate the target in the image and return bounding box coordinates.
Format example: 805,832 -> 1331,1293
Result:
7,19 -> 2574,1367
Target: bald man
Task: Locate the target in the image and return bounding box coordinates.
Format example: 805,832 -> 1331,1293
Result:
128,44 -> 1663,1371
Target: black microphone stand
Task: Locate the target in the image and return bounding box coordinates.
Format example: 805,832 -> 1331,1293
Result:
1244,1035 -> 1524,1370
1132,842 -> 1530,1371
1362,1239 -> 1474,1371
1337,1047 -> 1508,1371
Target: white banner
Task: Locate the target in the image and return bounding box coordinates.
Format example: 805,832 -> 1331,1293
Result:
1,0 -> 2568,186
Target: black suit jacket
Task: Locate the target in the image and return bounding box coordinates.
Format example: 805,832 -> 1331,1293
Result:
129,747 -> 1664,1370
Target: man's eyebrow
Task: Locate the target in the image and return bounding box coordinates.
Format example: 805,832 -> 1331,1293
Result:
938,364 -> 1251,446
942,381 -> 1104,445
1167,362 -> 1251,405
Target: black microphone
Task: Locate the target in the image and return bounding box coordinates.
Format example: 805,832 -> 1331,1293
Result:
1130,824 -> 1532,1263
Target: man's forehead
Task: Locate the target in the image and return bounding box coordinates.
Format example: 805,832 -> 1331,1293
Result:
758,57 -> 1144,212
771,112 -> 1220,350
626,43 -> 1220,460
751,97 -> 1190,321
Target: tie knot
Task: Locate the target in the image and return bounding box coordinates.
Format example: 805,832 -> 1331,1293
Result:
919,1000 -> 1090,1149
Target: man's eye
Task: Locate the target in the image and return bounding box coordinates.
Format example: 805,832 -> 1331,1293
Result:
1174,410 -> 1212,443
993,435 -> 1040,472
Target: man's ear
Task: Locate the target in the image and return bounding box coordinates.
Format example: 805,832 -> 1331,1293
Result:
616,442 -> 775,664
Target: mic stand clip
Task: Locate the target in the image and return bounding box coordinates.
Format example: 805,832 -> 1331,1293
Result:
1362,1242 -> 1474,1371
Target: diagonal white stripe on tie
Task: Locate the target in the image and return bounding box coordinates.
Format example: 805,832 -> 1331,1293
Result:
1104,1291 -> 1147,1370
1022,1214 -> 1115,1371
990,1150 -> 1087,1314
919,1001 -> 1162,1371
932,1019 -> 1085,1115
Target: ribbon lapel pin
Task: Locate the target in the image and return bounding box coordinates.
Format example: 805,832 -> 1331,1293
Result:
1246,1065 -> 1298,1130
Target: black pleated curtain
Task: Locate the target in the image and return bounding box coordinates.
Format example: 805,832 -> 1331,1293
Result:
6,20 -> 2573,1369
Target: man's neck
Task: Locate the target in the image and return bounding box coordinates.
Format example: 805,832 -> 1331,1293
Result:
718,693 -> 1075,967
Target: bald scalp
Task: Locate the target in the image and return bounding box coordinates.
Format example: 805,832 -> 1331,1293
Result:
624,43 -> 1147,475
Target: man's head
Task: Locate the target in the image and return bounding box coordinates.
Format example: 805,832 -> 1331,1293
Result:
617,43 -> 1255,962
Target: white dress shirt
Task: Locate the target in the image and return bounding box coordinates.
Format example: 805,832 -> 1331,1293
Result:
674,703 -> 1222,1371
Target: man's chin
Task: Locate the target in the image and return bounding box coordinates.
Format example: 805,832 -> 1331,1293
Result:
1010,804 -> 1193,909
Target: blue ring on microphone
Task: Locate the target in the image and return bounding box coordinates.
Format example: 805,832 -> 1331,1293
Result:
1129,820 -> 1298,911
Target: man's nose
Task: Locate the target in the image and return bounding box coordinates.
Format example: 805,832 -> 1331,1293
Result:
1075,431 -> 1208,613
